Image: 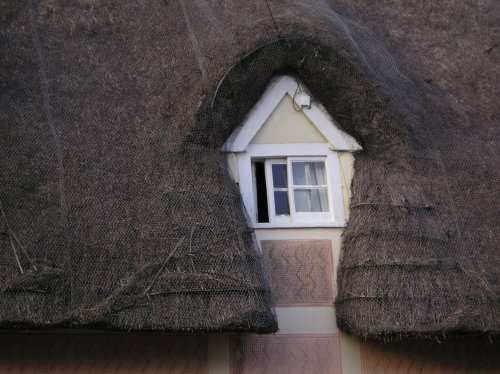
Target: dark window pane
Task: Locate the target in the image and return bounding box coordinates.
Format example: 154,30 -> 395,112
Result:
274,191 -> 290,215
272,164 -> 288,188
254,162 -> 269,223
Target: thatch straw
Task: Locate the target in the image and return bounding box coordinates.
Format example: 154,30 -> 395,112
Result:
1,0 -> 498,338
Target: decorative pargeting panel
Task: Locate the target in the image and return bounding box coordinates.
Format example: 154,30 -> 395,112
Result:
230,335 -> 341,374
261,240 -> 334,306
0,334 -> 208,374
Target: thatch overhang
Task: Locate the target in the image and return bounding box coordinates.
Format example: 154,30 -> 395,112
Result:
1,1 -> 498,339
0,0 -> 279,333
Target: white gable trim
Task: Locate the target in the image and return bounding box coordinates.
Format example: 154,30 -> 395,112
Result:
222,75 -> 362,153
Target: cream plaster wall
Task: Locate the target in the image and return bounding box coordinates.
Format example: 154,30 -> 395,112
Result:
226,153 -> 239,184
250,94 -> 327,144
339,152 -> 354,221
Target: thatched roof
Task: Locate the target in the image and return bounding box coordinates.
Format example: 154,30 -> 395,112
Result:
1,1 -> 498,338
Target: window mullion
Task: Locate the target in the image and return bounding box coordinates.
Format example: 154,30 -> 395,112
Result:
305,162 -> 311,185
287,158 -> 296,218
264,160 -> 275,224
294,185 -> 327,189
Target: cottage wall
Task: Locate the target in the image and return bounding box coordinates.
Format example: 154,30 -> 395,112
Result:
1,333 -> 495,373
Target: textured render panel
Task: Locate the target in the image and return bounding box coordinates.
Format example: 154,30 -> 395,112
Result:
230,334 -> 341,374
261,240 -> 334,306
0,334 -> 208,373
361,340 -> 500,374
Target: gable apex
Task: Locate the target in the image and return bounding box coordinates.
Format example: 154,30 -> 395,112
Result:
222,75 -> 361,152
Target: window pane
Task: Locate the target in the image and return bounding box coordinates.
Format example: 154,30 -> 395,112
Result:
294,188 -> 329,212
274,191 -> 290,215
309,162 -> 325,185
292,163 -> 307,185
292,161 -> 326,185
311,188 -> 329,212
272,164 -> 288,188
294,189 -> 310,212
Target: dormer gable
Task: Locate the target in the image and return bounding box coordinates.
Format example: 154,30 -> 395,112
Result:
250,94 -> 327,144
222,75 -> 361,153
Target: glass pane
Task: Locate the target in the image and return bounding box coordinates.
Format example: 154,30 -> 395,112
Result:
294,189 -> 310,212
294,188 -> 329,212
292,161 -> 326,185
292,163 -> 307,185
272,164 -> 287,188
310,162 -> 326,185
274,191 -> 290,215
311,188 -> 329,212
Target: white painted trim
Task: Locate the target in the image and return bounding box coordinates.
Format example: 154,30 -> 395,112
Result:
265,159 -> 292,225
222,77 -> 287,152
305,102 -> 362,151
253,221 -> 346,229
238,153 -> 256,222
287,157 -> 332,222
245,143 -> 332,157
222,75 -> 362,153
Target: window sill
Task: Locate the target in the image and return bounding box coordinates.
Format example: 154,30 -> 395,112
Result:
252,221 -> 346,229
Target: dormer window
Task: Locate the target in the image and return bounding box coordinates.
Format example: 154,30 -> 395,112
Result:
254,157 -> 332,224
223,76 -> 361,228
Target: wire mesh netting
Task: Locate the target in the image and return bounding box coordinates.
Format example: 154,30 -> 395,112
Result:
0,0 -> 498,337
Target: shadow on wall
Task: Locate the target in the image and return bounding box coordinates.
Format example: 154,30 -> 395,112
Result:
361,339 -> 500,373
0,333 -> 498,373
0,333 -> 208,373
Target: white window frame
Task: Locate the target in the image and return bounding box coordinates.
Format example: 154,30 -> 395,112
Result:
263,157 -> 333,225
238,143 -> 345,228
286,157 -> 332,220
265,158 -> 290,224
